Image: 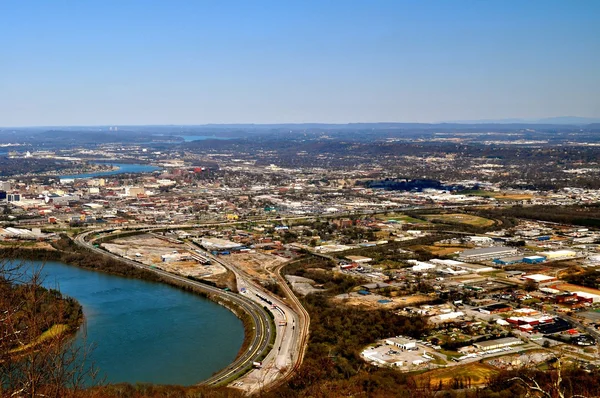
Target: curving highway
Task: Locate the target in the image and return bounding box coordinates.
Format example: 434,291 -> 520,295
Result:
269,260 -> 310,389
203,251 -> 305,393
73,229 -> 275,387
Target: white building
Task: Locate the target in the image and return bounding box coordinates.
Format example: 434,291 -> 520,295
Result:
539,250 -> 577,260
385,337 -> 416,350
522,274 -> 557,283
459,246 -> 518,261
474,337 -> 523,351
125,187 -> 145,197
431,311 -> 465,322
408,260 -> 437,272
467,236 -> 493,245
574,291 -> 600,303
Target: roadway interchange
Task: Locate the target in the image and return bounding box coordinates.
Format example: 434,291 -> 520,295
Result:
202,248 -> 309,394
74,229 -> 277,389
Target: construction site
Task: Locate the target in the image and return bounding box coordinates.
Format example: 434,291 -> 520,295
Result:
102,234 -> 227,280
222,250 -> 289,284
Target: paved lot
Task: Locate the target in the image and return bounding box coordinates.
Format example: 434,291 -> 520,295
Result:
580,310 -> 600,322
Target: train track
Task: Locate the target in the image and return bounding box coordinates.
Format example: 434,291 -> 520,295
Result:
265,261 -> 311,390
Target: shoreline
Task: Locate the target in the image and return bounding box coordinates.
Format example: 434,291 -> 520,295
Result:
2,268 -> 85,359
0,244 -> 254,385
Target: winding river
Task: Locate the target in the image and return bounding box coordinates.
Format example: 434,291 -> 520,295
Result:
20,260 -> 244,386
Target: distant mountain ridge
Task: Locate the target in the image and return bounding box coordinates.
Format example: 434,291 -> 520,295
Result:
442,116 -> 600,125
3,117 -> 600,131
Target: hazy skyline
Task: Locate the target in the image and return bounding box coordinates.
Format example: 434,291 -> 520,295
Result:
1,0 -> 599,127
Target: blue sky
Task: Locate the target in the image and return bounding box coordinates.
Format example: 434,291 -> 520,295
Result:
1,0 -> 599,126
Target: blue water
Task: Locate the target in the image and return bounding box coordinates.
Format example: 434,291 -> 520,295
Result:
179,135 -> 233,142
23,260 -> 244,385
60,163 -> 160,179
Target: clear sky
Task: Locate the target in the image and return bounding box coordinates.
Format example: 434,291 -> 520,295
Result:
1,0 -> 599,126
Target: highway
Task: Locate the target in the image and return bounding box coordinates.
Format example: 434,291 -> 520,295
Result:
194,247 -> 306,394
269,260 -> 310,389
73,230 -> 275,387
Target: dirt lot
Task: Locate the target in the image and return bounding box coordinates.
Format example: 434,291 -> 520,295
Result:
464,191 -> 534,201
225,251 -> 288,283
553,283 -> 600,296
102,234 -> 226,278
286,275 -> 324,296
333,292 -> 432,309
416,244 -> 468,256
413,362 -> 499,387
493,193 -> 534,201
485,350 -> 552,370
0,241 -> 57,251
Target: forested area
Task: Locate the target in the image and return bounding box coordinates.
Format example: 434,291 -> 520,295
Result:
564,269 -> 600,289
0,258 -> 86,397
0,157 -> 77,176
485,204 -> 600,228
0,263 -> 82,351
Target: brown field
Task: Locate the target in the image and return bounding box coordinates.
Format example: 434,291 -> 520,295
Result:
553,283 -> 600,296
422,245 -> 467,256
334,293 -> 432,309
413,362 -> 499,387
0,241 -> 57,251
226,251 -> 288,282
102,235 -> 227,278
374,230 -> 392,239
396,294 -> 433,305
493,193 -> 533,200
465,191 -> 534,201
423,213 -> 495,227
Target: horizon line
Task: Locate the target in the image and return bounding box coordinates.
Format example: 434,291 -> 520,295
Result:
2,117 -> 600,130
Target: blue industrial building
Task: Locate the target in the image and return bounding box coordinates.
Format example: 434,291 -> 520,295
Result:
493,256 -> 524,266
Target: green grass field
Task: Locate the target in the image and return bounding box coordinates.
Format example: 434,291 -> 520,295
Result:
423,213 -> 495,227
375,213 -> 428,224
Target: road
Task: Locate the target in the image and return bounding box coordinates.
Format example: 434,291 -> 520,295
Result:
74,229 -> 275,387
269,261 -> 310,388
60,203 -> 491,237
197,248 -> 307,394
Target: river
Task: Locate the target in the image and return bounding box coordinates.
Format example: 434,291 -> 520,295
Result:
178,135 -> 234,142
20,260 -> 244,386
59,163 -> 161,180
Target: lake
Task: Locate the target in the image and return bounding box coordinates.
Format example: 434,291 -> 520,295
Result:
178,135 -> 234,142
59,163 -> 161,180
17,260 -> 244,386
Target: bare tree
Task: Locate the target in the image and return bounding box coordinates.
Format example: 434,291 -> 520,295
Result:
507,355 -> 589,398
0,257 -> 101,397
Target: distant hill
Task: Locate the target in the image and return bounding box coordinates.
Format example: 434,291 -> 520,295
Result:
444,116 -> 600,125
